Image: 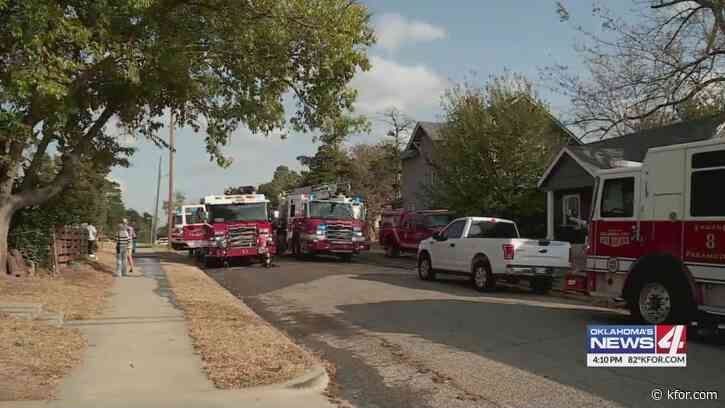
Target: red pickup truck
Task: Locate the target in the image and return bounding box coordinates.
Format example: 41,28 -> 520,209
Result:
379,209 -> 455,257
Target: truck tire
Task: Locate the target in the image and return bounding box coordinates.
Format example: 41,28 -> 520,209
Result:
418,252 -> 436,281
472,260 -> 495,292
385,240 -> 400,258
629,274 -> 693,325
531,277 -> 552,294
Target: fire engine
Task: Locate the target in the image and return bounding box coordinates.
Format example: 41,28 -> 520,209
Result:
170,204 -> 206,252
198,187 -> 275,268
276,183 -> 369,260
586,137 -> 725,325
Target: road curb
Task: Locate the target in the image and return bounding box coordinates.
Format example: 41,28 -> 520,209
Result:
280,364 -> 329,392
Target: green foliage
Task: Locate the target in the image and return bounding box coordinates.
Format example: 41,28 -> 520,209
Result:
257,166 -> 303,208
9,163 -> 126,265
427,74 -> 570,237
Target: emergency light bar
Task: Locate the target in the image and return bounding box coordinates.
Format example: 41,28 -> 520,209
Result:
202,194 -> 268,205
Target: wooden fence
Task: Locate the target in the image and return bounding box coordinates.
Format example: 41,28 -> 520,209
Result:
52,226 -> 87,271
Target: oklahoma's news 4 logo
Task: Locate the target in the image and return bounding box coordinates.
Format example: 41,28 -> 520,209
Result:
586,325 -> 687,367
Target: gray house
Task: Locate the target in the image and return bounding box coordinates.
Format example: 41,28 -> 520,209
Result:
401,101 -> 577,211
400,121 -> 443,210
538,115 -> 725,243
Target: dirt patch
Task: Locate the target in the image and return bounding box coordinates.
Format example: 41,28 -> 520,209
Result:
160,257 -> 317,388
0,248 -> 115,401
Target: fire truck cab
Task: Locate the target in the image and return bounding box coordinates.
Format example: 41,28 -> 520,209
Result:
198,188 -> 275,268
587,137 -> 725,325
277,183 -> 369,260
171,205 -> 206,251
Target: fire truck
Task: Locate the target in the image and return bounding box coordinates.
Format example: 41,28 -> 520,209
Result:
198,187 -> 275,268
586,137 -> 725,325
171,204 -> 206,252
276,183 -> 369,260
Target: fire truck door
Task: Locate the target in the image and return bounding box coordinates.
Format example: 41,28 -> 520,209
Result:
595,174 -> 643,262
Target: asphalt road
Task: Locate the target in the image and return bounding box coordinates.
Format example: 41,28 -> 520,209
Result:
203,254 -> 725,408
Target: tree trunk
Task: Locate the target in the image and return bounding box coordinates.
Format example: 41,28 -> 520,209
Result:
0,202 -> 14,277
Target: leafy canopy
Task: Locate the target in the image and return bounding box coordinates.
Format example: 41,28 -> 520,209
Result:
428,74 -> 570,236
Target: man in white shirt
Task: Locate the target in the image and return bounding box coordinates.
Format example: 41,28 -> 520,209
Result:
87,223 -> 98,258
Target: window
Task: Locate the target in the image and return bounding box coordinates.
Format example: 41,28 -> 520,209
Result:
467,221 -> 518,239
308,201 -> 354,220
562,194 -> 581,226
691,150 -> 725,217
290,203 -> 296,217
208,203 -> 267,222
185,207 -> 204,225
424,214 -> 455,228
441,220 -> 466,239
601,177 -> 635,218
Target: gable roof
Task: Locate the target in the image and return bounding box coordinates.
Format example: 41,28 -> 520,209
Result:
538,114 -> 725,188
402,99 -> 577,161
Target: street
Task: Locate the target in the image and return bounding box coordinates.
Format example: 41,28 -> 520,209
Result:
203,254 -> 725,408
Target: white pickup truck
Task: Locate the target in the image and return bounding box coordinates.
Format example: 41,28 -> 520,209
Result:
417,217 -> 572,293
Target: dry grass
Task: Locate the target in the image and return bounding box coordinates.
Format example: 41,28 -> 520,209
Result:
0,248 -> 115,401
0,315 -> 85,400
161,258 -> 317,388
0,251 -> 114,320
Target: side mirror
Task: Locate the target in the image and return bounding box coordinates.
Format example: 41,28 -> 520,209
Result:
273,210 -> 280,219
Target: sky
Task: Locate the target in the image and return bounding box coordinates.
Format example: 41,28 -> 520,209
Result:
111,0 -> 635,215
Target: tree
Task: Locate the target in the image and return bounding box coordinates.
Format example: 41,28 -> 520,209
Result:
377,108 -> 415,202
296,114 -> 370,185
162,191 -> 187,226
0,0 -> 374,274
548,1 -> 725,139
427,74 -> 570,236
257,166 -> 303,208
348,142 -> 398,237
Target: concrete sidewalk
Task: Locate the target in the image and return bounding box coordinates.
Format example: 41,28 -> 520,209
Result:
1,256 -> 334,408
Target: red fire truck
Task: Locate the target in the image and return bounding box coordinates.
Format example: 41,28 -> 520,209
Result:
586,137 -> 725,325
379,209 -> 455,257
198,188 -> 275,268
276,183 -> 369,261
171,204 -> 206,252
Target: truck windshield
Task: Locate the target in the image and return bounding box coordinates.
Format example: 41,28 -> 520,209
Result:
424,214 -> 455,227
208,203 -> 267,223
309,201 -> 354,220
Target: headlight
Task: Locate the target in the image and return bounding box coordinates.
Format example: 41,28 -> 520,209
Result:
214,236 -> 227,248
353,226 -> 363,237
316,224 -> 327,236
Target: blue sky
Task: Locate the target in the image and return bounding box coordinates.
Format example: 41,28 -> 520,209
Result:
112,0 -> 634,215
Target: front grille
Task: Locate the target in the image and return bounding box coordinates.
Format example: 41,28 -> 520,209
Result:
326,223 -> 353,242
228,226 -> 257,248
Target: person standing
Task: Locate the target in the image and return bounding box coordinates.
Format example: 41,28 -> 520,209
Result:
116,222 -> 130,277
125,219 -> 136,273
87,223 -> 98,258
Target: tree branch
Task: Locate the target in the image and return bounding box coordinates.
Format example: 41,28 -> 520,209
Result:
11,108 -> 115,210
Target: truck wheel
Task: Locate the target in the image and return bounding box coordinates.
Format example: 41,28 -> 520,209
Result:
385,241 -> 400,258
472,261 -> 495,292
531,277 -> 552,294
293,238 -> 305,260
629,275 -> 692,324
418,253 -> 436,281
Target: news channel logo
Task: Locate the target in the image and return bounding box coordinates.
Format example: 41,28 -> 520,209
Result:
587,325 -> 687,367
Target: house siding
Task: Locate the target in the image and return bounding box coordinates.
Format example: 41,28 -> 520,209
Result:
401,132 -> 435,210
540,154 -> 594,191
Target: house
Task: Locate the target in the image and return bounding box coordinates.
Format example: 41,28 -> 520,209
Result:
400,121 -> 443,210
400,98 -> 577,211
538,115 -> 725,244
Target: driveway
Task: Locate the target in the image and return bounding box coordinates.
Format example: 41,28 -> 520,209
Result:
204,255 -> 724,408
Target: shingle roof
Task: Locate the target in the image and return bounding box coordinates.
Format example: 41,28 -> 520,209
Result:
567,114 -> 725,169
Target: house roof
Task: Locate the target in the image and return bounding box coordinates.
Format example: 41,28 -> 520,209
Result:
538,114 -> 725,188
401,99 -> 577,161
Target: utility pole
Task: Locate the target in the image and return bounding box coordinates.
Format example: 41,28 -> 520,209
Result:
151,156 -> 162,244
167,111 -> 176,249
